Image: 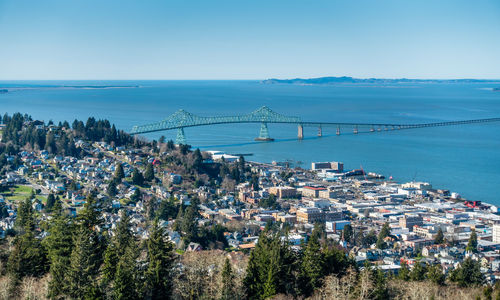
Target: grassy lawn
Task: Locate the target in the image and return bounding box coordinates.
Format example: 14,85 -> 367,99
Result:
2,185 -> 34,201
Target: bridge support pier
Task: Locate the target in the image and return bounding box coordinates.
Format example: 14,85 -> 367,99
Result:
370,126 -> 375,132
317,125 -> 322,137
255,123 -> 274,141
336,126 -> 340,135
176,128 -> 186,144
298,124 -> 304,139
353,125 -> 358,134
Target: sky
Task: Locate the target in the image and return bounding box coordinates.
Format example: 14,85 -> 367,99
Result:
0,0 -> 499,80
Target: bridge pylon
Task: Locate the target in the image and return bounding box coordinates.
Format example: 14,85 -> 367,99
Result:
255,123 -> 274,141
317,125 -> 322,137
298,124 -> 304,139
176,128 -> 186,144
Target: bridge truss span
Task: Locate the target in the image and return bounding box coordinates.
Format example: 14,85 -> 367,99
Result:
130,106 -> 500,144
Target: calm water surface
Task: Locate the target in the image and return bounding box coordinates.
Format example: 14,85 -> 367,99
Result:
1,80 -> 499,204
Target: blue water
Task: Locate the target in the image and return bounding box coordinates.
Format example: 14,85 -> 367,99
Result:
1,80 -> 499,204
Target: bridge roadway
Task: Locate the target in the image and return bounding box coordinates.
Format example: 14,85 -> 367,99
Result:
129,106 -> 500,144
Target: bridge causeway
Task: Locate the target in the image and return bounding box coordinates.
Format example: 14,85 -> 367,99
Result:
129,106 -> 500,144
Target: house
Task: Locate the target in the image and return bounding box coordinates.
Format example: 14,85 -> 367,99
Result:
186,242 -> 202,252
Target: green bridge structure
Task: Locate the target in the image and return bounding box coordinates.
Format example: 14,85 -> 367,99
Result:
130,106 -> 500,144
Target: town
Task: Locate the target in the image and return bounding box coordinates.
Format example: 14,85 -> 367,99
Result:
0,113 -> 497,299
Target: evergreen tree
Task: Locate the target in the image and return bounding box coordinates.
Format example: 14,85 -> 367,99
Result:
144,219 -> 175,300
220,258 -> 235,300
46,193 -> 56,211
7,229 -> 48,280
466,229 -> 478,253
250,175 -> 260,191
180,201 -> 199,244
376,222 -> 391,249
243,230 -> 297,299
45,200 -> 74,298
299,228 -> 324,296
372,268 -> 389,300
363,229 -> 378,247
102,211 -> 135,286
238,155 -> 245,171
114,163 -> 125,182
450,257 -> 484,287
130,188 -> 141,203
67,226 -> 104,299
166,140 -> 175,150
322,243 -> 352,277
132,168 -> 144,186
426,264 -> 445,286
16,197 -> 35,233
144,163 -> 155,182
434,227 -> 445,244
192,148 -> 203,172
342,224 -> 353,244
398,261 -> 410,281
67,196 -> 105,299
410,262 -> 427,281
113,252 -> 139,300
107,180 -> 118,197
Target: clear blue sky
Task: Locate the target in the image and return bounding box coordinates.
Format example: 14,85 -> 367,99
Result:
1,0 -> 499,80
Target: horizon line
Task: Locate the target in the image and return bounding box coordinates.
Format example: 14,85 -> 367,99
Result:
1,76 -> 500,81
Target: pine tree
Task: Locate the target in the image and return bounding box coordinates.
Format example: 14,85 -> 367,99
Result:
46,193 -> 56,211
114,163 -> 125,182
342,224 -> 353,244
132,168 -> 144,186
238,155 -> 245,172
434,227 -> 444,244
376,222 -> 390,249
144,163 -> 155,182
398,261 -> 410,280
181,202 -> 199,244
144,219 -> 175,300
372,268 -> 389,300
45,201 -> 74,298
192,148 -> 203,172
220,258 -> 235,300
102,211 -> 135,285
113,248 -> 139,300
67,196 -> 105,299
466,229 -> 478,253
243,230 -> 297,299
7,230 -> 48,280
410,261 -> 427,281
107,181 -> 118,197
299,229 -> 324,296
426,264 -> 445,285
450,257 -> 484,287
67,226 -> 104,299
167,140 -> 175,150
16,197 -> 35,233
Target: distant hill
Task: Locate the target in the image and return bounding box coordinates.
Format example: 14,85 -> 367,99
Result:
261,76 -> 500,85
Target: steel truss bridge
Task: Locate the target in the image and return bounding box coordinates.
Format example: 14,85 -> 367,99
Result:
130,106 -> 500,144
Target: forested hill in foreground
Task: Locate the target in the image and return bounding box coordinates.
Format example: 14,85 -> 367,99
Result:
261,76 -> 500,85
